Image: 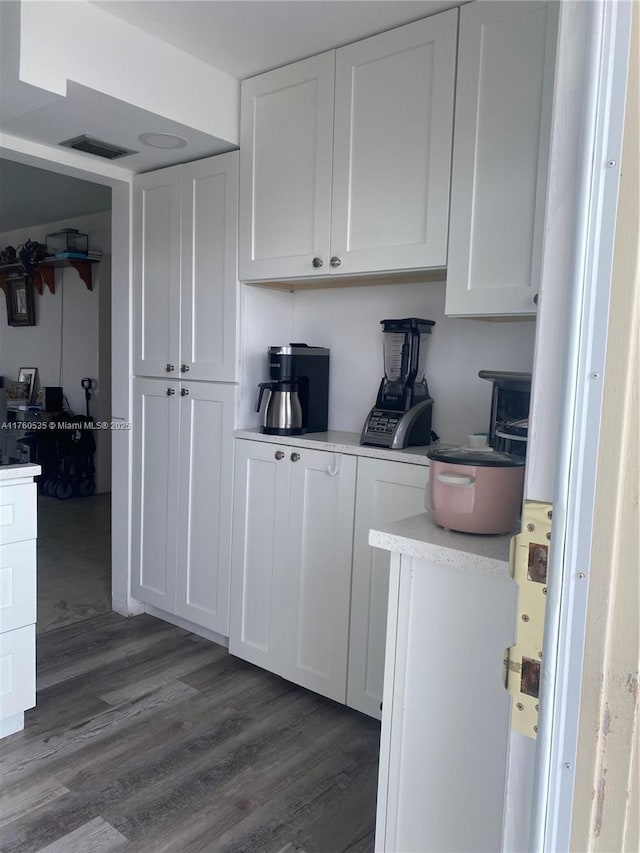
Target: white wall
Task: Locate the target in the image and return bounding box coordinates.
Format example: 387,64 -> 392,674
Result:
0,209 -> 112,491
242,279 -> 537,446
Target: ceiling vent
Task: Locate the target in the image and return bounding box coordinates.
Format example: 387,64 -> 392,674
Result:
59,135 -> 138,160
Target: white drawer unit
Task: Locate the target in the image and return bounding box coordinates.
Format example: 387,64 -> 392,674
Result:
0,482 -> 37,546
0,624 -> 36,722
0,540 -> 37,633
0,467 -> 40,739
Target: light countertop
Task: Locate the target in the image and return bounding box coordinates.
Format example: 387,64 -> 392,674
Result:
369,512 -> 513,579
235,429 -> 431,466
0,463 -> 41,482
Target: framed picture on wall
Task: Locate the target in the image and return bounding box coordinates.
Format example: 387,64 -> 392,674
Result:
5,275 -> 36,327
18,367 -> 38,404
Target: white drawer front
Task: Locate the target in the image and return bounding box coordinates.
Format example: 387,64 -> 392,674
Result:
0,483 -> 37,545
0,541 -> 37,632
0,624 -> 36,719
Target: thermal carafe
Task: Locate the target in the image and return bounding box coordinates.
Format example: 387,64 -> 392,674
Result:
256,380 -> 303,436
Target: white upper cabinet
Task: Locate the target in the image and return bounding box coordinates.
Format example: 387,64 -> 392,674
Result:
134,152 -> 239,380
446,1 -> 559,317
239,10 -> 457,281
239,52 -> 335,280
181,154 -> 239,382
134,167 -> 182,377
331,11 -> 457,274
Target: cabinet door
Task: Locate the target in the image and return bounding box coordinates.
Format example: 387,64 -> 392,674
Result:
229,439 -> 290,674
284,449 -> 356,702
131,379 -> 180,611
175,382 -> 237,634
181,153 -> 239,382
446,1 -> 558,316
239,52 -> 335,281
133,166 -> 182,376
331,10 -> 457,275
348,459 -> 428,718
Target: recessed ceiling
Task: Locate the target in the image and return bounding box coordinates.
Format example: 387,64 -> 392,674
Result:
92,0 -> 462,79
0,159 -> 111,233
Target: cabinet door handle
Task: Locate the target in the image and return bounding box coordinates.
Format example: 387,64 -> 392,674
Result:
166,363 -> 175,372
181,364 -> 190,372
312,257 -> 323,268
166,388 -> 175,396
291,452 -> 301,462
275,450 -> 285,460
181,388 -> 190,397
330,256 -> 342,268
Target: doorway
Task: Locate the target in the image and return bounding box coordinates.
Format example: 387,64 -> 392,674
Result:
0,156 -> 115,632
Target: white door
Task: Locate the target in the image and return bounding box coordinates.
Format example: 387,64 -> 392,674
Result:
131,378 -> 180,611
284,448 -> 356,702
239,52 -> 335,281
348,458 -> 429,718
330,10 -> 457,275
229,439 -> 290,674
181,153 -> 239,382
446,1 -> 558,317
133,166 -> 182,376
175,382 -> 237,634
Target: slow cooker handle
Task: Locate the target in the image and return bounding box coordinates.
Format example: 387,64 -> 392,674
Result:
436,473 -> 475,486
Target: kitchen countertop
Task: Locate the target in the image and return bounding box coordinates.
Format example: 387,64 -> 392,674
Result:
369,512 -> 513,579
235,428 -> 431,466
0,463 -> 41,481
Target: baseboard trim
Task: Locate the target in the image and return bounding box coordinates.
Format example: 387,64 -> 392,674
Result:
144,605 -> 229,647
112,598 -> 145,618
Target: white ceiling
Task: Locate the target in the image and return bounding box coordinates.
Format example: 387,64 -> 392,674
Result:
93,1 -> 461,79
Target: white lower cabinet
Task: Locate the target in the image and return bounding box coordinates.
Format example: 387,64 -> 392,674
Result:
230,439 -> 356,702
376,552 -> 517,851
132,378 -> 236,635
348,458 -> 428,718
230,439 -> 429,712
0,472 -> 39,738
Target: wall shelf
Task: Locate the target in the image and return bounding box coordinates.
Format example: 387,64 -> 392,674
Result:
0,258 -> 98,296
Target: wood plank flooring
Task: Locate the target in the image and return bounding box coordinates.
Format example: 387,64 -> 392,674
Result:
0,613 -> 380,853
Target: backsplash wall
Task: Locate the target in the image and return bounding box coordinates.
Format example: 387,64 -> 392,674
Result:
241,280 -> 537,446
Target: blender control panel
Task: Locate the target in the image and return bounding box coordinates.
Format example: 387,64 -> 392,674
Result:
364,410 -> 401,438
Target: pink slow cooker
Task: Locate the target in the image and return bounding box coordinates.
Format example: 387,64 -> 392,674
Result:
426,446 -> 525,534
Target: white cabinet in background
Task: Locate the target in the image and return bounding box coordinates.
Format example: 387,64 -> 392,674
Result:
348,458 -> 428,719
134,152 -> 239,380
230,439 -> 356,702
0,471 -> 39,739
239,9 -> 457,281
131,378 -> 236,635
446,1 -> 559,317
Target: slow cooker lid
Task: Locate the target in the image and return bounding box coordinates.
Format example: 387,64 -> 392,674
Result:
426,446 -> 526,467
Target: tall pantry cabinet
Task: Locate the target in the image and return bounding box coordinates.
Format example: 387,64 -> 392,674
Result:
131,152 -> 239,636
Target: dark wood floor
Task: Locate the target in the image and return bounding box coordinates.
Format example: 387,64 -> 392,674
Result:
1,613 -> 380,853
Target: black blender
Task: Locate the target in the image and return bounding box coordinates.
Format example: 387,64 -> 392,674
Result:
361,318 -> 435,449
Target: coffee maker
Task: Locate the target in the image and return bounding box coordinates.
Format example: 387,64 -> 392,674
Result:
257,344 -> 329,436
361,318 -> 435,449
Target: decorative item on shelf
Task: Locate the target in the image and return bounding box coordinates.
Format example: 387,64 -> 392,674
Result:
4,274 -> 36,326
0,245 -> 17,265
6,380 -> 29,401
17,239 -> 48,271
18,367 -> 38,404
46,227 -> 89,259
